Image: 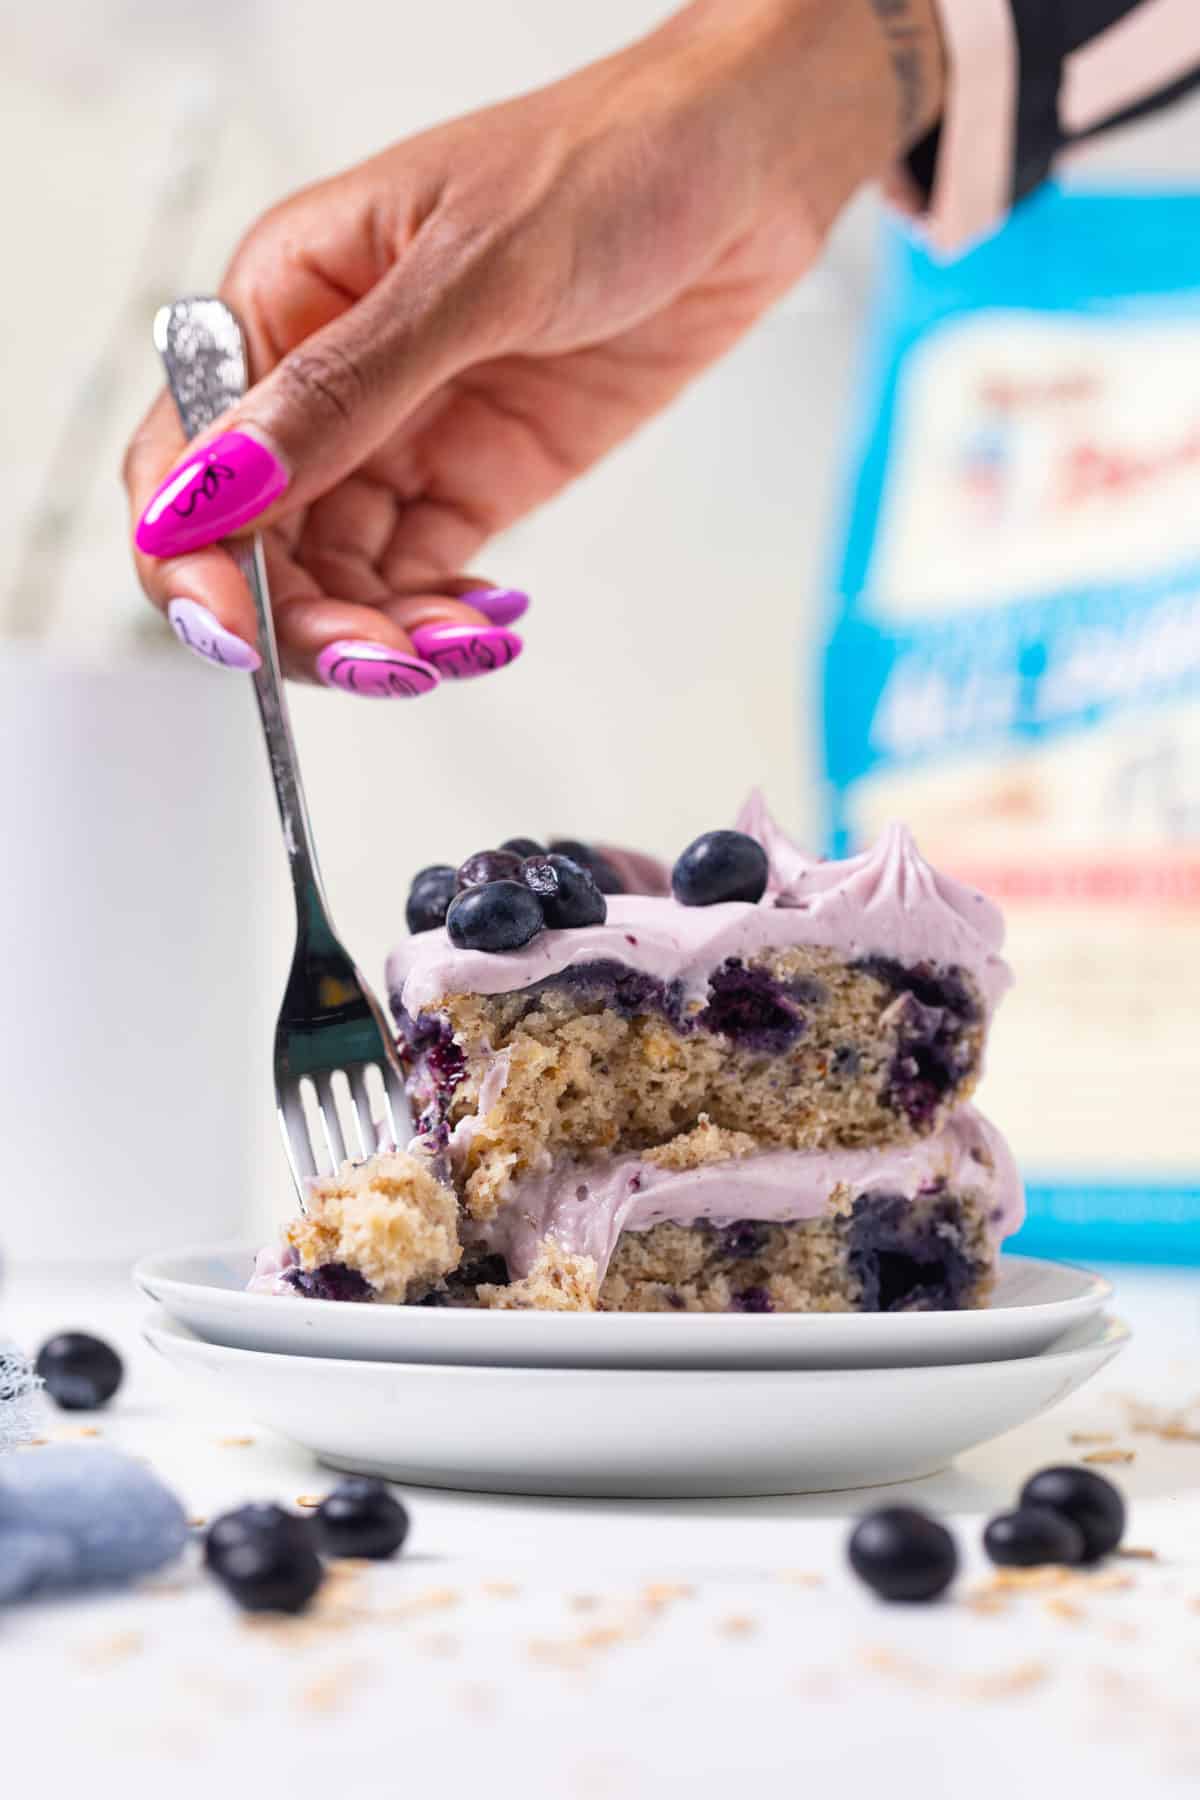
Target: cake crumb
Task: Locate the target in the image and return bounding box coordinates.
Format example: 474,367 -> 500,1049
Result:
959,1660 -> 1050,1701
577,1625 -> 629,1651
859,1646 -> 935,1688
296,1495 -> 323,1508
217,1435 -> 255,1448
376,1586 -> 460,1623
1083,1448 -> 1135,1465
641,1582 -> 693,1611
1123,1399 -> 1200,1443
187,1516 -> 208,1529
863,1645 -> 1050,1702
481,1241 -> 599,1312
1069,1431 -> 1113,1445
528,1637 -> 588,1671
73,1630 -> 144,1670
973,1567 -> 1074,1594
1116,1546 -> 1158,1561
288,1150 -> 461,1305
777,1569 -> 825,1587
718,1615 -> 757,1638
1045,1596 -> 1086,1623
294,1661 -> 367,1717
482,1580 -> 520,1599
965,1591 -> 1010,1616
568,1595 -> 601,1613
971,1566 -> 1133,1603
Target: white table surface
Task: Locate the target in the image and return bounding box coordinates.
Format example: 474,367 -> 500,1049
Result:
3,1261 -> 1198,1800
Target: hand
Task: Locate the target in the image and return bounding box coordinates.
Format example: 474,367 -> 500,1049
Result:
124,0 -> 942,695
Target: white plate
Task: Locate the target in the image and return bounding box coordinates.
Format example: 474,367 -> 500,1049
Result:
134,1244 -> 1112,1371
142,1311 -> 1129,1497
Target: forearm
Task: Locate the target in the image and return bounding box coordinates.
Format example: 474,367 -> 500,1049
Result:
607,0 -> 946,241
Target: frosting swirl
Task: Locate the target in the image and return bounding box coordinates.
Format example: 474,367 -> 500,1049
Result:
387,796 -> 1012,1016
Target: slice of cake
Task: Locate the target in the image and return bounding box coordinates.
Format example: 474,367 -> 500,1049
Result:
255,799 -> 1021,1313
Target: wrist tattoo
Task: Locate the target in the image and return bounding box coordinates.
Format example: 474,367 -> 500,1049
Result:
869,0 -> 930,141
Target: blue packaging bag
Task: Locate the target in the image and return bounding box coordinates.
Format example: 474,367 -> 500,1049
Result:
821,185 -> 1200,1263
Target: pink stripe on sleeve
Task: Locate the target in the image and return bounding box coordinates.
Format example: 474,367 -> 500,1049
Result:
889,0 -> 1019,259
1061,0 -> 1200,136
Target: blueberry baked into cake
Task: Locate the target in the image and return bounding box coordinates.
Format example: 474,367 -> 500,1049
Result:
251,796 -> 1022,1314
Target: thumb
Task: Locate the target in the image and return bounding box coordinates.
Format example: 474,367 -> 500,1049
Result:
135,236 -> 517,560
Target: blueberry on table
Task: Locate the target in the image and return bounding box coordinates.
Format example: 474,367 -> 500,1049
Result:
983,1505 -> 1086,1568
848,1505 -> 958,1602
205,1504 -> 323,1614
500,837 -> 545,859
548,839 -> 625,894
203,1502 -> 313,1572
671,831 -> 769,907
446,880 -> 545,952
406,865 -> 457,935
455,849 -> 525,891
35,1332 -> 123,1411
1018,1465 -> 1126,1562
315,1478 -> 410,1560
520,854 -> 607,928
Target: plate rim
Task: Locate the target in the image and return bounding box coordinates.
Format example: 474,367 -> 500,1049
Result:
142,1307 -> 1129,1383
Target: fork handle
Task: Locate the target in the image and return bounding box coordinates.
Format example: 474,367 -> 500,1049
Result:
154,297 -> 333,941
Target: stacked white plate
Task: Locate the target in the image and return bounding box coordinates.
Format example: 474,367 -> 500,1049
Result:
138,1246 -> 1125,1498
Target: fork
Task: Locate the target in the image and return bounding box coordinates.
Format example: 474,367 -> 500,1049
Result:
155,295 -> 412,1197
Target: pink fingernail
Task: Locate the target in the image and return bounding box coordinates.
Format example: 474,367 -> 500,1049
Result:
136,430 -> 289,557
316,640 -> 440,698
167,599 -> 261,671
463,586 -> 529,628
408,623 -> 523,680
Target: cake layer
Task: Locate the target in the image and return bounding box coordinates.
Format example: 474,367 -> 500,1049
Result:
471,1106 -> 1021,1288
388,806 -> 1011,1216
399,944 -> 992,1222
592,1187 -> 997,1314
254,1108 -> 1021,1316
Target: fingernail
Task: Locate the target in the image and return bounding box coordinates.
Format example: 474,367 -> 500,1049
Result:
316,640 -> 440,698
167,598 -> 261,671
463,586 -> 529,628
408,623 -> 523,680
136,430 -> 289,557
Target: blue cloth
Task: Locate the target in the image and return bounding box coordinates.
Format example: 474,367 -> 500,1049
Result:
0,1446 -> 188,1601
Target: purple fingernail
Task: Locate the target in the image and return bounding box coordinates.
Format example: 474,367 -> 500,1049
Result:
136,430 -> 289,557
463,586 -> 529,628
316,640 -> 440,698
167,599 -> 261,672
408,623 -> 523,680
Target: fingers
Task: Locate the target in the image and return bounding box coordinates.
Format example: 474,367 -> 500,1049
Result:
387,588 -> 525,684
128,377 -> 529,693
131,231 -> 523,562
265,556 -> 526,692
153,537 -> 528,696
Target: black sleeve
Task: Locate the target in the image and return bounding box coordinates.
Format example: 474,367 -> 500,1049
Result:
908,0 -> 1200,213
